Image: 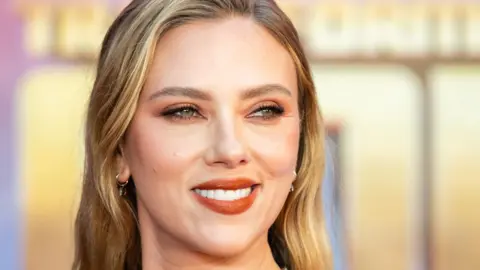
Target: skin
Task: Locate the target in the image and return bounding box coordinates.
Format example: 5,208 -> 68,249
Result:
117,17 -> 300,270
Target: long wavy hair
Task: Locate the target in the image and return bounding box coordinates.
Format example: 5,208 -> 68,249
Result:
73,0 -> 331,269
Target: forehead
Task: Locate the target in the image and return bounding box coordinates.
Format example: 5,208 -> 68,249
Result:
143,17 -> 297,95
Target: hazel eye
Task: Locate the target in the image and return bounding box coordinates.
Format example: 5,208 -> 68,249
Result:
174,107 -> 197,118
248,104 -> 285,120
161,105 -> 202,121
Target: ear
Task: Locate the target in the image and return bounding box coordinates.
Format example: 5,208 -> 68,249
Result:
116,144 -> 131,184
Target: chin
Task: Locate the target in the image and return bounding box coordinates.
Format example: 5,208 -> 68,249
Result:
197,239 -> 251,258
192,226 -> 259,258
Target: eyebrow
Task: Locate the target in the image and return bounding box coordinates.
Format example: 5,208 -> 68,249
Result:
148,86 -> 211,101
148,83 -> 292,101
240,84 -> 292,100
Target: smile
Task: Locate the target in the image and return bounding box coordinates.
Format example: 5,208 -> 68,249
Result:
193,187 -> 252,201
191,178 -> 259,215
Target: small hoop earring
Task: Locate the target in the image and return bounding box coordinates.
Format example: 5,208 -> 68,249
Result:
290,184 -> 295,193
116,174 -> 129,196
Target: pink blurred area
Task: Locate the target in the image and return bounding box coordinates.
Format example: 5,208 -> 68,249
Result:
1,0 -> 480,270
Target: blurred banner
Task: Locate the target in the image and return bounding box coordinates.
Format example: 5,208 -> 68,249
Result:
1,0 -> 479,270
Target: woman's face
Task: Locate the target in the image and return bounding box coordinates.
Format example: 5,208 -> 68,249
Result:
119,17 -> 300,258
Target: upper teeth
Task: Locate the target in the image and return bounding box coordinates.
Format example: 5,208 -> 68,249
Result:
194,188 -> 252,201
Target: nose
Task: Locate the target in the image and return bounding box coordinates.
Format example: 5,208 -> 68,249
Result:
204,118 -> 249,169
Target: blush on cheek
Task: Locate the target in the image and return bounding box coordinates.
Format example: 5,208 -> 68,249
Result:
173,151 -> 187,158
249,127 -> 300,178
127,113 -> 209,166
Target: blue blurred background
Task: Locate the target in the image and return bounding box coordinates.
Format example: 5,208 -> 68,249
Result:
1,0 -> 479,269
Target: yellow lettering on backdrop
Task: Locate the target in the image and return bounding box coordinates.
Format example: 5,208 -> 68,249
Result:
18,3 -> 113,60
21,4 -> 55,58
465,5 -> 480,56
15,2 -> 480,59
436,4 -> 462,57
56,4 -> 111,59
308,4 -> 361,56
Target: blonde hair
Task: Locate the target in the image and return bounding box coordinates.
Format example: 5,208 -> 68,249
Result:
74,0 -> 331,269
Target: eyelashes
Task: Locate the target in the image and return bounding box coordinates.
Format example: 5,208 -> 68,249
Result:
161,105 -> 202,121
247,104 -> 285,120
160,103 -> 285,122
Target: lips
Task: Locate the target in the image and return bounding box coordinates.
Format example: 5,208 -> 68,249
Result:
191,178 -> 259,215
192,178 -> 257,190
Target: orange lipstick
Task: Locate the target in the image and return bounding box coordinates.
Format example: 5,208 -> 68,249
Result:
191,178 -> 259,215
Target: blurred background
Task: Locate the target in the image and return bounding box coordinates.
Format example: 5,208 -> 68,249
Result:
1,0 -> 479,269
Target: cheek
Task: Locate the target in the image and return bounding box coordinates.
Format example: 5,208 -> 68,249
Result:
124,119 -> 207,181
247,122 -> 300,176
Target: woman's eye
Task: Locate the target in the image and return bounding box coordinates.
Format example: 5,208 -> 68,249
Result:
248,105 -> 285,120
161,106 -> 202,121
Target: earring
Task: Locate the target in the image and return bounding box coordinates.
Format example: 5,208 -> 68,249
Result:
116,173 -> 129,196
290,171 -> 296,193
